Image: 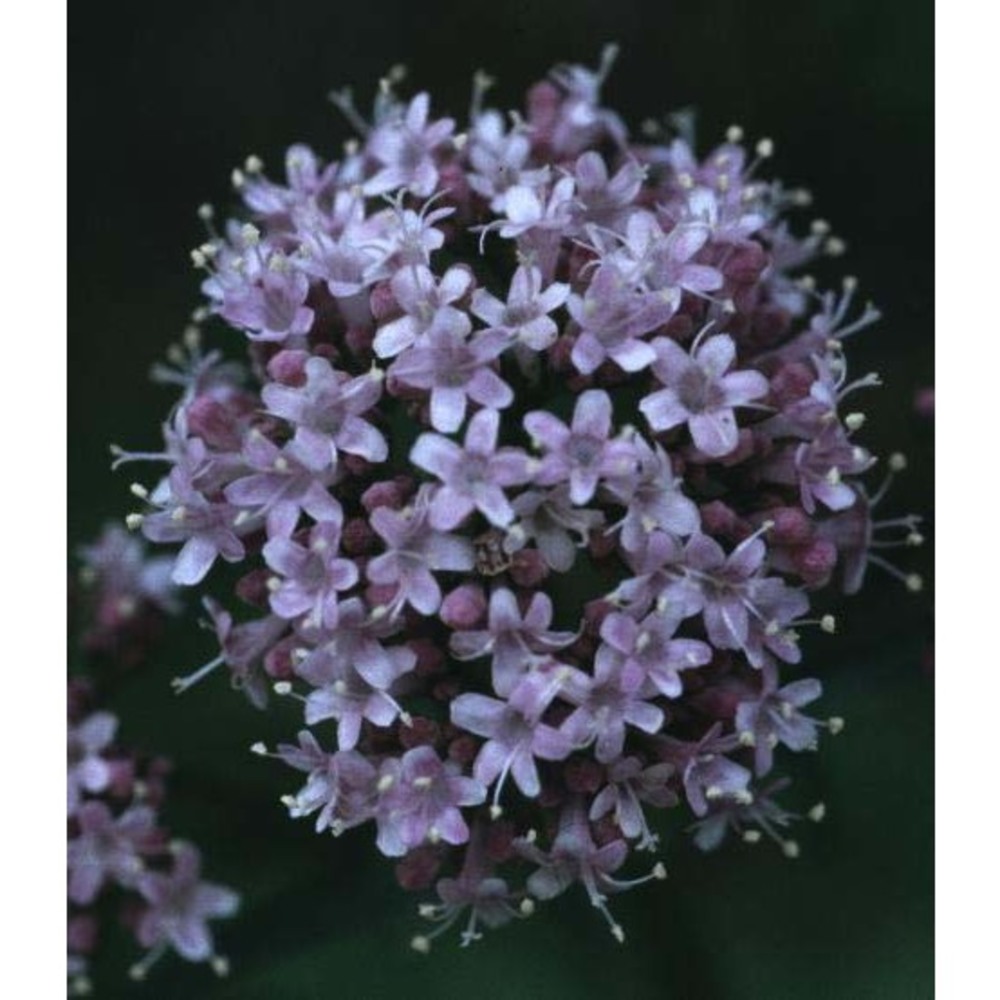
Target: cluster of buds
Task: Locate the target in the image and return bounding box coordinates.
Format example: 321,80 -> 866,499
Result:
68,528 -> 238,993
116,49 -> 921,947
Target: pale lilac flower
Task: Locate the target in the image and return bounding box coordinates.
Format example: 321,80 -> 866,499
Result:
277,731 -> 379,834
589,758 -> 676,849
373,264 -> 472,359
296,636 -> 413,750
735,672 -> 824,774
607,212 -> 722,305
184,598 -> 287,708
451,668 -> 575,804
525,390 -> 638,504
449,587 -> 577,697
263,518 -> 358,628
214,250 -> 314,343
365,93 -> 456,198
135,843 -> 239,964
567,264 -> 674,375
490,176 -> 577,241
375,746 -> 485,856
367,487 -> 475,615
470,265 -> 569,350
467,110 -> 548,212
562,646 -> 665,763
411,409 -> 533,530
262,357 -> 387,472
505,484 -> 604,573
545,45 -> 628,155
682,748 -> 753,817
68,712 -> 118,815
599,608 -> 712,698
141,467 -> 247,586
78,525 -> 178,617
389,314 -> 512,433
68,802 -> 158,905
640,333 -> 769,457
571,152 -> 645,232
224,430 -> 340,539
604,437 -> 700,552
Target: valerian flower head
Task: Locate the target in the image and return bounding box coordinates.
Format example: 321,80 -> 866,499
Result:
117,50 -> 923,949
66,670 -> 238,989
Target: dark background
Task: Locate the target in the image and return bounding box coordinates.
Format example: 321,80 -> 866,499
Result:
69,1 -> 933,997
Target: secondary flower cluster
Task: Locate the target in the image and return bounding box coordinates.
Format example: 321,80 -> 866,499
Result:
68,527 -> 238,993
118,49 -> 921,946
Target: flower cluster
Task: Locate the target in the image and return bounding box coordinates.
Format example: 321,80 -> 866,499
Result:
117,50 -> 921,947
68,528 -> 238,993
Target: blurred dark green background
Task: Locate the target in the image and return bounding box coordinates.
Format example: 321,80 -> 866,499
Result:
69,1 -> 933,997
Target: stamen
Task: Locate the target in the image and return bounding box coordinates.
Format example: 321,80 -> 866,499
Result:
171,655 -> 225,695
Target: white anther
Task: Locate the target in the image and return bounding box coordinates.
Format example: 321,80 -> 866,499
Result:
755,137 -> 774,158
808,803 -> 827,822
611,924 -> 626,943
413,776 -> 433,790
827,716 -> 845,734
190,248 -> 207,268
797,275 -> 816,291
377,774 -> 395,793
211,956 -> 230,977
906,574 -> 924,593
129,482 -> 149,499
266,576 -> 282,593
250,742 -> 268,756
842,275 -> 858,292
519,897 -> 535,916
825,466 -> 842,486
125,512 -> 144,531
705,785 -> 723,801
734,789 -> 754,806
653,862 -> 668,880
524,828 -> 537,844
677,171 -> 694,190
810,219 -> 831,236
170,505 -> 187,523
244,154 -> 263,173
427,826 -> 441,844
738,730 -> 756,747
820,614 -> 836,634
197,203 -> 214,221
273,681 -> 292,696
742,830 -> 762,844
410,935 -> 431,954
844,412 -> 866,431
907,532 -> 925,547
489,804 -> 504,820
452,132 -> 468,151
726,125 -> 744,143
889,452 -> 907,472
231,168 -> 245,189
241,223 -> 261,246
826,237 -> 846,256
783,840 -> 800,859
